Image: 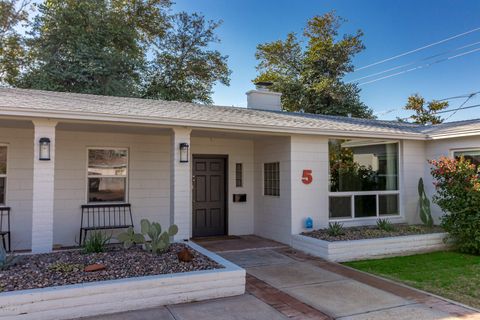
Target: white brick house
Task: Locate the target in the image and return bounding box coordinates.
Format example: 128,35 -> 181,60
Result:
0,87 -> 479,253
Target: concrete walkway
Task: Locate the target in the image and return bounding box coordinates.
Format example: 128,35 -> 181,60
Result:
79,236 -> 480,320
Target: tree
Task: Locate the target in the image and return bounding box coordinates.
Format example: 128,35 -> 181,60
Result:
402,94 -> 448,125
16,0 -> 170,96
253,12 -> 373,118
1,0 -> 230,103
0,0 -> 30,85
142,12 -> 231,104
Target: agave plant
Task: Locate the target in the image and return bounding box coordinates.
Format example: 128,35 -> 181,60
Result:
376,218 -> 394,232
327,222 -> 345,237
0,246 -> 21,270
140,219 -> 178,254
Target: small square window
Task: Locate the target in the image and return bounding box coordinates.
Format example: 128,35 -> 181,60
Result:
264,162 -> 280,196
235,163 -> 243,187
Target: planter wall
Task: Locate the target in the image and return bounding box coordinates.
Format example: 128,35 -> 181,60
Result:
0,242 -> 245,320
291,232 -> 448,262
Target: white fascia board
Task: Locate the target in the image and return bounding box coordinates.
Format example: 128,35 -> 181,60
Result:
0,107 -> 427,140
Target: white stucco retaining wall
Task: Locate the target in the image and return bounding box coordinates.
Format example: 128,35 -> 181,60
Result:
291,233 -> 448,262
0,242 -> 245,320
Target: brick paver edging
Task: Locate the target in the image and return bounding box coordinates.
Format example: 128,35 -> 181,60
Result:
277,248 -> 480,319
246,274 -> 332,320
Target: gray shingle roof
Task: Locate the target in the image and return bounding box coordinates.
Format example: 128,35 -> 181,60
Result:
0,88 -> 478,139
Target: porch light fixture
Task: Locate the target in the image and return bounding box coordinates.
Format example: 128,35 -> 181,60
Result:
39,137 -> 51,161
179,143 -> 189,163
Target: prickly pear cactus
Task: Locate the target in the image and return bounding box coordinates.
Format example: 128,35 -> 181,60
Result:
418,178 -> 433,227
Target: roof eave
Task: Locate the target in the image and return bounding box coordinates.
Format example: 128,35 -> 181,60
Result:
0,106 -> 427,140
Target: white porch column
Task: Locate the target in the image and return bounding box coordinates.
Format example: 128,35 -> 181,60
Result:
31,120 -> 57,253
170,127 -> 192,240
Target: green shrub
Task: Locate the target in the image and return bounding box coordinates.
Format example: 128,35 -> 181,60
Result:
49,262 -> 83,273
83,231 -> 111,253
376,218 -> 394,232
140,219 -> 178,254
429,156 -> 480,254
327,222 -> 345,237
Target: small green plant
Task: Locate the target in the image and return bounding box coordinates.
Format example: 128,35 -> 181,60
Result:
140,219 -> 178,254
117,227 -> 145,249
418,177 -> 433,227
0,246 -> 21,270
83,231 -> 111,253
327,222 -> 345,237
49,262 -> 84,273
376,218 -> 395,232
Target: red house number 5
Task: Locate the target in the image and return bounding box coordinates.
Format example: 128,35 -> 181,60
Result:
302,169 -> 313,184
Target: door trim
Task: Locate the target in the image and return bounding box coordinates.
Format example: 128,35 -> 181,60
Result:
192,154 -> 228,237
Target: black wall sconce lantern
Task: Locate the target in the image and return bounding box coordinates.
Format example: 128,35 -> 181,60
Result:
179,143 -> 189,163
39,137 -> 51,161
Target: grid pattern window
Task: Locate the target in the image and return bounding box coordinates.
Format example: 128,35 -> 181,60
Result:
235,163 -> 243,187
328,139 -> 399,219
0,146 -> 6,205
87,148 -> 128,203
453,149 -> 480,168
264,162 -> 280,196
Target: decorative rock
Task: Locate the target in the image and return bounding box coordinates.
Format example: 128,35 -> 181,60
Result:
84,264 -> 106,272
177,248 -> 194,262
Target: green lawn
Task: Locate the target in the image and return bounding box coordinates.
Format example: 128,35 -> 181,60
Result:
344,251 -> 480,309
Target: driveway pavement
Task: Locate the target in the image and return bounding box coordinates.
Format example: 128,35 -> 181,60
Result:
78,236 -> 480,320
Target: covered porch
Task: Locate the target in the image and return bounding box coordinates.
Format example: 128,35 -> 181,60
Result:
0,117 -> 301,252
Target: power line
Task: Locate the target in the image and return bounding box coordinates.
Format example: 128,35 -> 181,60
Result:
437,103 -> 480,114
374,90 -> 480,117
357,47 -> 480,86
354,26 -> 480,71
444,93 -> 477,120
346,41 -> 480,84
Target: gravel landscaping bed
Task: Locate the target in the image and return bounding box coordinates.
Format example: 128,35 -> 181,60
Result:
0,243 -> 223,292
302,224 -> 444,241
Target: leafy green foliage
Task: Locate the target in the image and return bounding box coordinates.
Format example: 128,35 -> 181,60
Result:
376,218 -> 394,232
0,0 -> 30,85
143,12 -> 231,104
48,262 -> 83,273
140,219 -> 178,254
418,177 -> 433,227
327,222 -> 345,237
2,0 -> 230,103
0,245 -> 21,270
117,227 -> 145,249
401,94 -> 449,125
83,231 -> 111,253
253,12 -> 373,118
430,156 -> 480,254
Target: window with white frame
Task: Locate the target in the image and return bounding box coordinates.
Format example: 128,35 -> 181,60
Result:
0,146 -> 6,205
453,149 -> 480,168
87,148 -> 128,203
264,162 -> 280,196
329,139 -> 399,219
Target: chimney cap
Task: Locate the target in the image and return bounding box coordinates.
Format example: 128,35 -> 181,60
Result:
254,81 -> 273,90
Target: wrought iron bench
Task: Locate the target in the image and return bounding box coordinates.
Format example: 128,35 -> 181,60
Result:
0,207 -> 11,252
79,203 -> 134,245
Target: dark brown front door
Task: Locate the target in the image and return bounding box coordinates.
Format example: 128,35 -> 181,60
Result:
192,156 -> 227,237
